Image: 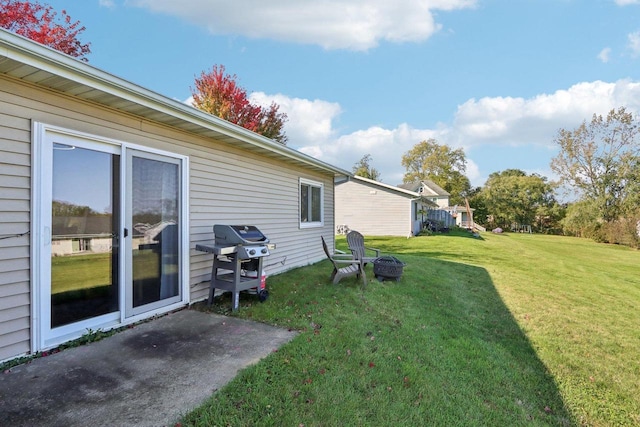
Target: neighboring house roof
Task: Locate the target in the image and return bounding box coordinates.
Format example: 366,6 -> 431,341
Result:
398,180 -> 450,197
339,175 -> 438,207
0,28 -> 350,177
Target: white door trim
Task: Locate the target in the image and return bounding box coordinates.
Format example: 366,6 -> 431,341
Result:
31,122 -> 190,352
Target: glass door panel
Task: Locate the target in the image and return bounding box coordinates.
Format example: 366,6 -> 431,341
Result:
50,143 -> 119,327
127,152 -> 181,315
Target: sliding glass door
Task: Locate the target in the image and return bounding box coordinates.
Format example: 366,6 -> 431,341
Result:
50,142 -> 120,328
36,126 -> 186,349
126,150 -> 182,317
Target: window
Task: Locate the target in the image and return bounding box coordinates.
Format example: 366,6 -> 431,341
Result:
300,178 -> 323,227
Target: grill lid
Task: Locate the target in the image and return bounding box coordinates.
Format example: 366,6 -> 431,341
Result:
214,224 -> 269,246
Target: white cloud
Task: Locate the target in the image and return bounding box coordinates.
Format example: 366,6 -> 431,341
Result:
124,0 -> 477,51
628,31 -> 640,57
251,91 -> 437,183
258,79 -> 640,187
615,0 -> 640,5
598,47 -> 611,63
99,0 -> 116,8
249,92 -> 342,144
184,80 -> 640,187
450,80 -> 640,148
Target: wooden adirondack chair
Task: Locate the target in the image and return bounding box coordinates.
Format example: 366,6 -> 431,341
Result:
346,230 -> 381,265
321,236 -> 366,286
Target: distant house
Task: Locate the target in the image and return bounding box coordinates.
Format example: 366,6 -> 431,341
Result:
400,180 -> 478,228
335,175 -> 438,236
398,180 -> 449,208
0,29 -> 350,362
399,181 -> 477,229
335,177 -> 481,237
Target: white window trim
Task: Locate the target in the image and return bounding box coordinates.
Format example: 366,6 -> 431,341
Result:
299,178 -> 324,228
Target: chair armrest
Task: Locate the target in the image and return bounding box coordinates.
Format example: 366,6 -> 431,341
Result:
333,253 -> 355,259
364,246 -> 381,257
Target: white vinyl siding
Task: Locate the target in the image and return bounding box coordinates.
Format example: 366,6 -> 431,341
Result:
0,106 -> 31,361
335,180 -> 412,236
188,146 -> 334,301
0,74 -> 337,361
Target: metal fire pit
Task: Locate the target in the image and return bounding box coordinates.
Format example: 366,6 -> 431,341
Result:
373,256 -> 406,282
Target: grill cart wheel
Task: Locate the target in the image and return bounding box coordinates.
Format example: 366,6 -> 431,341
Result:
258,289 -> 269,302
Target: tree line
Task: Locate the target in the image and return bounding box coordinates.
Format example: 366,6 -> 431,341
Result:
354,107 -> 640,247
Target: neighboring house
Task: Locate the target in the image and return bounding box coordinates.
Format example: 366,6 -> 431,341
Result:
398,179 -> 450,208
399,181 -> 477,229
335,175 -> 438,236
336,177 -> 480,237
0,29 -> 350,362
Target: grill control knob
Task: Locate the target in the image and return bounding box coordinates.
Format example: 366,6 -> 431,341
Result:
249,249 -> 256,256
261,248 -> 268,254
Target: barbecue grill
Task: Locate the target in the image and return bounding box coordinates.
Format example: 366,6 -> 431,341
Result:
196,225 -> 275,310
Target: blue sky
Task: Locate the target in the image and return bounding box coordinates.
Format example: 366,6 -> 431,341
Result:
42,0 -> 640,189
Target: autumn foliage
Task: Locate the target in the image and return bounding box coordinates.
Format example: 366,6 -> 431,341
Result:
192,65 -> 288,144
0,0 -> 90,60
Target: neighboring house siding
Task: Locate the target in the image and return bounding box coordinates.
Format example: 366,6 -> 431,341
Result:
0,74 -> 336,360
335,180 -> 410,236
432,197 -> 449,208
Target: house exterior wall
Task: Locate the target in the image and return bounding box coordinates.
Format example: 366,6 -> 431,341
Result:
0,86 -> 31,362
433,197 -> 449,208
335,180 -> 412,236
0,75 -> 336,361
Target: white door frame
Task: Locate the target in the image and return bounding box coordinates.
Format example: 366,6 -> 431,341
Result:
31,123 -> 190,352
125,148 -> 184,318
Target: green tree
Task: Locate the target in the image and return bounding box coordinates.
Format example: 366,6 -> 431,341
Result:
401,139 -> 470,205
561,199 -> 601,239
551,107 -> 640,222
480,169 -> 560,232
191,65 -> 288,144
352,154 -> 381,180
466,186 -> 489,227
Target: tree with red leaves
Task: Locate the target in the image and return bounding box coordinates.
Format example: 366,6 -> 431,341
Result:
0,0 -> 90,61
191,65 -> 288,144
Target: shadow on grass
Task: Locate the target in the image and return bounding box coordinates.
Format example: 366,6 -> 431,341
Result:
185,252 -> 574,426
398,255 -> 572,424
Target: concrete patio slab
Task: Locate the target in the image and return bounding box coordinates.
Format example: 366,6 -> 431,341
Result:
0,308 -> 297,427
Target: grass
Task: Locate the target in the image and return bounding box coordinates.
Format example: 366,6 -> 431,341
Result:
182,230 -> 640,426
51,253 -> 113,294
51,250 -> 160,294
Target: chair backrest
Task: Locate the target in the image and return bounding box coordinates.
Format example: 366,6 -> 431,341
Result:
321,236 -> 338,267
346,230 -> 366,260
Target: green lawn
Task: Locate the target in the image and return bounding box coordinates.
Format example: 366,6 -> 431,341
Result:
184,230 -> 639,426
51,250 -> 160,294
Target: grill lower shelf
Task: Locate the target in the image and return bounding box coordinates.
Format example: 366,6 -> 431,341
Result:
213,273 -> 261,292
